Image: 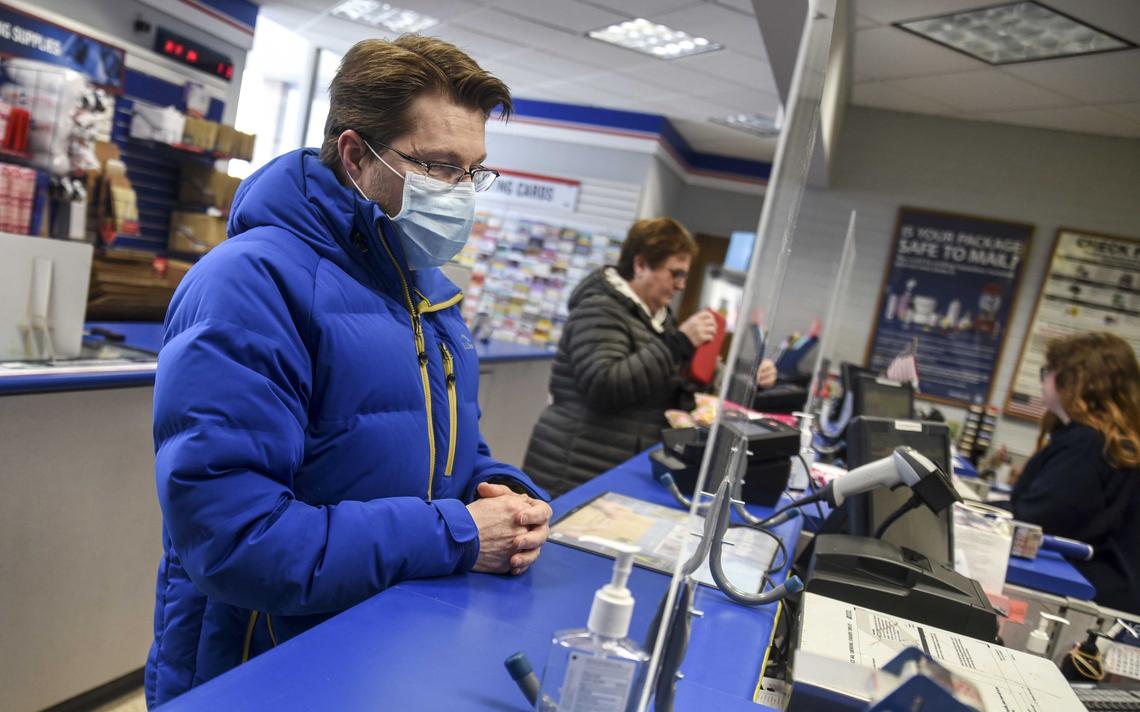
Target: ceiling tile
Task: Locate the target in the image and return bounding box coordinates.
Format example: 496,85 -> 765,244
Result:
974,105 -> 1140,138
888,70 -> 1076,114
699,86 -> 781,115
478,57 -> 557,90
581,0 -> 702,18
488,0 -> 628,33
708,0 -> 755,15
851,81 -> 961,116
1030,0 -> 1140,45
450,8 -> 577,44
853,13 -> 878,29
539,31 -> 659,69
639,95 -> 736,123
672,48 -> 775,93
550,71 -> 677,102
501,49 -> 599,81
619,58 -> 751,97
853,26 -> 983,80
1001,50 -> 1140,104
531,79 -> 646,110
852,0 -> 1012,25
428,26 -> 527,61
653,2 -> 766,58
1101,101 -> 1140,123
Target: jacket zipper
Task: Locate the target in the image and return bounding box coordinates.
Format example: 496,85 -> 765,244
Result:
439,342 -> 457,477
373,228 -> 437,501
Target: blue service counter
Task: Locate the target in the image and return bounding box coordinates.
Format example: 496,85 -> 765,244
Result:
159,451 -> 799,712
157,450 -> 1097,711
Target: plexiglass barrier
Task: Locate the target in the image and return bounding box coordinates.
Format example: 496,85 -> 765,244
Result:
636,1 -> 841,709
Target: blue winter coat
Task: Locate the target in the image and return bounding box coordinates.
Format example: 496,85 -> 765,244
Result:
144,148 -> 547,706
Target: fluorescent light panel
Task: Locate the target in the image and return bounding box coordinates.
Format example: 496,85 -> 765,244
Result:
330,0 -> 439,34
588,18 -> 722,59
897,1 -> 1132,65
711,113 -> 781,137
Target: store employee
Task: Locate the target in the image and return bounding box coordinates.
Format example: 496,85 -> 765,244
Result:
146,37 -> 551,706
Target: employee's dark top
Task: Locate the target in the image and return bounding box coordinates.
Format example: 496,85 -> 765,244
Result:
523,267 -> 695,497
1011,421 -> 1140,614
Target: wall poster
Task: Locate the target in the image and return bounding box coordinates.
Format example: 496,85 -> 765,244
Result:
1005,229 -> 1140,421
866,207 -> 1033,406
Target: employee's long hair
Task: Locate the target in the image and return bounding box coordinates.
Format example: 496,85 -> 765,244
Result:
1039,332 -> 1140,469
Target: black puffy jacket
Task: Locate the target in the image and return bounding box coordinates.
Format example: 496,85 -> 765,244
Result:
524,267 -> 695,496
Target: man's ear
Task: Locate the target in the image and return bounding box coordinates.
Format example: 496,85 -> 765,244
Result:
337,130 -> 367,181
632,255 -> 647,275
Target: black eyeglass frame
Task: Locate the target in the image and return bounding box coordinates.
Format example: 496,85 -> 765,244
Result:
358,131 -> 499,192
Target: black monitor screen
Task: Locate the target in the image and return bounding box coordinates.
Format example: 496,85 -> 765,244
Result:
854,375 -> 914,420
845,416 -> 953,566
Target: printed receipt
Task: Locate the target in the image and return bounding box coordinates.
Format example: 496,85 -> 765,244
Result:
798,593 -> 1083,712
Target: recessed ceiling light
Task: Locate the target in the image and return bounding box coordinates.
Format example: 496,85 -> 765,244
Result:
711,111 -> 782,137
896,1 -> 1133,65
330,0 -> 439,34
587,18 -> 723,59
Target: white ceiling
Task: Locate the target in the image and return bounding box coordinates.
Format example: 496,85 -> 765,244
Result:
257,0 -> 1140,163
852,0 -> 1140,138
258,0 -> 782,160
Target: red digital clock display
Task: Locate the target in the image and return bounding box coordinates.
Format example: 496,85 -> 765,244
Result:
155,28 -> 234,81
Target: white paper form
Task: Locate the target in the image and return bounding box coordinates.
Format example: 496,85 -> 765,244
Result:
797,593 -> 1083,712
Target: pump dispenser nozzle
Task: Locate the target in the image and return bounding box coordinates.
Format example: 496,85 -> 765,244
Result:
580,536 -> 640,640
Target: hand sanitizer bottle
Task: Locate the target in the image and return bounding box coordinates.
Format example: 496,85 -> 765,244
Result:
537,536 -> 649,712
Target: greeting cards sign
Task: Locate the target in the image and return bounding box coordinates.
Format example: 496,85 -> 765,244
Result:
866,207 -> 1033,405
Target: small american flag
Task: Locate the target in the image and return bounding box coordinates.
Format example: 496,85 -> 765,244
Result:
886,340 -> 920,391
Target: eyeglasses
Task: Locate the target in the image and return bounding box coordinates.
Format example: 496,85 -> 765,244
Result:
362,134 -> 499,192
1039,365 -> 1054,381
669,268 -> 689,282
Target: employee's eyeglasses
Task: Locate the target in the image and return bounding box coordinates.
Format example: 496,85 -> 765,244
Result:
1039,365 -> 1055,381
669,268 -> 689,283
361,133 -> 500,192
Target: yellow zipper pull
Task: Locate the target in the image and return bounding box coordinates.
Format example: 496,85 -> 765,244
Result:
439,342 -> 457,477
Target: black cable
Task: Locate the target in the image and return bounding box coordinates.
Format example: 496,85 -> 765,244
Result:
797,453 -> 827,531
758,483 -> 829,528
873,494 -> 922,539
742,520 -> 789,574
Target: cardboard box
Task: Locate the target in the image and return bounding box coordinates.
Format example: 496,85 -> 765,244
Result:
182,117 -> 219,152
168,211 -> 226,255
178,163 -> 241,212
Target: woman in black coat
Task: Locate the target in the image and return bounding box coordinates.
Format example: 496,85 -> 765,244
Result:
523,218 -> 717,497
1011,332 -> 1140,614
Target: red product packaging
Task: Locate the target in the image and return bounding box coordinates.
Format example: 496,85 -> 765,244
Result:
685,308 -> 726,386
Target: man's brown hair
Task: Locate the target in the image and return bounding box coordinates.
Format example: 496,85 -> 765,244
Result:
319,35 -> 512,169
616,218 -> 699,279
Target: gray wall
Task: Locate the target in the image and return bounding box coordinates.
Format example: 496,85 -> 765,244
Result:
485,132 -> 654,186
772,106 -> 1140,454
672,183 -> 764,237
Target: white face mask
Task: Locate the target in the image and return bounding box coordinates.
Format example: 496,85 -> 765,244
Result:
346,138 -> 475,271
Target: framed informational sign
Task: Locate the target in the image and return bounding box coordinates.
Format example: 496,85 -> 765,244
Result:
866,207 -> 1033,406
1005,228 -> 1140,421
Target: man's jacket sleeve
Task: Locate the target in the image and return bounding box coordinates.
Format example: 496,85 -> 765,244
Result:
154,246 -> 478,617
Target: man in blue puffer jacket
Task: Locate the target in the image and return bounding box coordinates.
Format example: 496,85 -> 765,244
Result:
145,36 -> 552,706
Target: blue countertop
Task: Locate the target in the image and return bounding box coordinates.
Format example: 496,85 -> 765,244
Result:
0,322 -> 554,396
158,452 -> 801,711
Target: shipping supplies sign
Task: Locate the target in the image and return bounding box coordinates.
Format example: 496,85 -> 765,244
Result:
866,207 -> 1033,406
0,2 -> 126,90
1005,229 -> 1140,420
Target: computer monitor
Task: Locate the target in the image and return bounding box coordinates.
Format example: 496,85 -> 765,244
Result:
852,373 -> 914,419
845,416 -> 954,566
